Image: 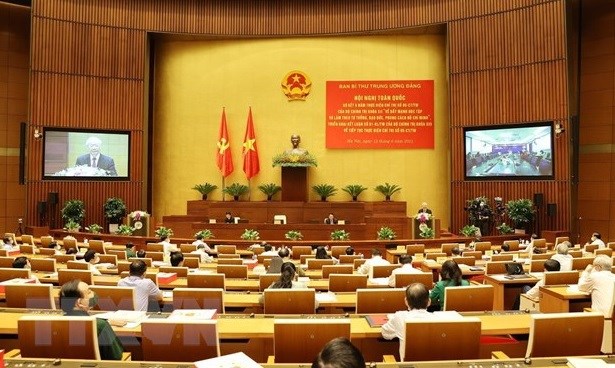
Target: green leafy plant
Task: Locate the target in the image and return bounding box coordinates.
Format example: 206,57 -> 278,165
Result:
330,229 -> 350,241
342,184 -> 368,201
460,224 -> 480,237
194,229 -> 214,239
419,224 -> 435,238
312,184 -> 337,201
85,224 -> 102,234
374,183 -> 402,201
506,199 -> 535,229
496,222 -> 514,235
258,183 -> 282,201
103,197 -> 126,224
192,183 -> 218,200
272,152 -> 318,167
241,229 -> 260,240
285,230 -> 303,241
61,199 -> 86,224
377,227 -> 397,240
223,183 -> 250,201
155,226 -> 174,238
63,219 -> 81,232
115,224 -> 134,235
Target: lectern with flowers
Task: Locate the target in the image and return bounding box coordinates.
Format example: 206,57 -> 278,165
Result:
128,210 -> 150,237
272,134 -> 317,202
413,212 -> 434,239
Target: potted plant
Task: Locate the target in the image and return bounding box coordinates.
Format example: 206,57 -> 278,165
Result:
285,230 -> 303,241
506,199 -> 535,233
241,229 -> 260,240
460,225 -> 480,237
374,183 -> 401,201
223,183 -> 249,201
85,224 -> 102,234
155,226 -> 174,239
342,184 -> 367,201
115,224 -> 134,235
194,229 -> 214,239
258,183 -> 282,201
193,183 -> 218,200
63,219 -> 81,233
312,184 -> 337,201
330,229 -> 350,241
377,227 -> 397,240
496,222 -> 514,235
61,199 -> 85,225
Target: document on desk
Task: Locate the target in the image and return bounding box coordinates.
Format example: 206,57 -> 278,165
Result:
95,310 -> 147,328
168,309 -> 217,320
567,284 -> 587,294
194,351 -> 263,368
568,357 -> 614,367
315,292 -> 337,302
162,291 -> 173,298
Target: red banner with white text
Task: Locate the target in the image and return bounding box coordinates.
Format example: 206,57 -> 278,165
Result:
326,80 -> 434,149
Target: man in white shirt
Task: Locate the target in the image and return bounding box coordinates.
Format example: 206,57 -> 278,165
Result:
358,248 -> 390,276
388,254 -> 421,287
520,259 -> 560,302
578,254 -> 615,317
550,241 -> 573,271
191,234 -> 214,254
587,232 -> 606,249
118,259 -> 163,311
260,243 -> 278,257
381,283 -> 437,361
159,235 -> 178,262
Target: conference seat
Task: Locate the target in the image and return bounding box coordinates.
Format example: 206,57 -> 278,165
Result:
291,246 -> 312,260
502,240 -> 520,251
62,237 -> 77,251
38,248 -> 56,256
543,271 -> 579,285
406,243 -> 425,255
572,257 -> 594,271
54,254 -> 76,264
216,264 -> 247,279
485,261 -> 511,275
183,257 -> 200,269
90,285 -> 136,311
218,258 -> 243,265
595,248 -> 613,257
306,258 -> 335,270
159,266 -> 189,277
98,254 -> 117,265
146,243 -> 164,252
117,261 -> 132,274
441,243 -> 459,256
568,249 -> 583,258
530,259 -> 546,272
584,244 -> 598,253
19,244 -> 35,254
20,234 -> 34,245
452,256 -> 476,266
218,253 -> 241,259
353,258 -> 367,269
329,274 -> 367,292
269,319 -> 350,363
443,284 -> 494,312
300,254 -> 315,264
0,256 -> 14,268
5,283 -> 55,309
67,260 -> 90,270
474,241 -> 492,253
321,264 -> 353,278
179,244 -> 197,253
88,240 -> 106,254
356,288 -> 406,314
462,250 -> 482,260
256,254 -> 274,264
129,257 -> 152,266
145,251 -> 164,262
172,287 -> 224,312
40,235 -> 53,247
554,236 -> 569,247
339,254 -> 363,264
394,272 -> 434,289
525,312 -> 603,358
29,258 -> 56,272
141,320 -> 219,362
425,252 -> 446,261
600,283 -> 615,353
259,273 -> 280,291
216,245 -> 236,254
530,253 -> 552,260
532,239 -> 547,251
491,254 -> 514,262
0,267 -> 31,282
187,273 -> 225,290
371,264 -> 401,278
263,289 -> 316,314
608,242 -> 615,251
57,269 -> 93,285
330,245 -> 347,259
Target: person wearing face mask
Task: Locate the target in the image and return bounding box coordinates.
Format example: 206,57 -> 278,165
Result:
12,256 -> 40,283
59,279 -> 125,360
586,232 -> 606,249
2,236 -> 17,251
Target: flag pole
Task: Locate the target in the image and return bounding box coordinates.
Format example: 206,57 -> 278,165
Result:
222,176 -> 226,202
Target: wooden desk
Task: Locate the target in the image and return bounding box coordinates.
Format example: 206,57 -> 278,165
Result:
483,274 -> 539,311
539,285 -> 591,313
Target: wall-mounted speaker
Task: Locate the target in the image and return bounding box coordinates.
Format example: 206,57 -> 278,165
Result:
533,193 -> 544,207
547,203 -> 557,217
47,192 -> 59,205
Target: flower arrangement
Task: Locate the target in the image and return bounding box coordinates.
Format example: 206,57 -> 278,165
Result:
63,219 -> 81,232
53,165 -> 112,176
272,152 -> 318,167
85,224 -> 102,234
155,226 -> 174,238
128,211 -> 149,220
496,222 -> 514,235
115,224 -> 134,235
330,229 -> 350,241
241,229 -> 260,240
194,229 -> 214,239
285,230 -> 303,241
377,227 -> 397,240
419,223 -> 435,238
460,225 -> 480,237
416,213 -> 432,223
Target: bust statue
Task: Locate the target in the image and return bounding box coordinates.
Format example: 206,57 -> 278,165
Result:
285,134 -> 308,156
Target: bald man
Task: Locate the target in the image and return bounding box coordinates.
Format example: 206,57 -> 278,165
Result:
75,136 -> 117,175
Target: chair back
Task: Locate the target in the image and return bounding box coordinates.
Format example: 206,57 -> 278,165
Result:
572,257 -> 594,270
0,267 -> 30,282
160,266 -> 189,277
491,254 -> 514,262
462,250 -> 482,260
306,258 -> 335,270
443,285 -> 494,312
40,235 -> 53,247
395,272 -> 434,289
300,254 -> 315,264
403,318 -> 481,361
38,248 -> 56,256
339,254 -> 363,264
183,256 -> 200,269
98,254 -> 118,265
256,254 -> 273,264
54,254 -> 76,264
58,269 -> 93,285
474,241 -> 492,253
216,264 -> 247,279
18,316 -> 100,359
595,248 -> 613,257
180,244 -> 197,253
263,289 -> 316,314
147,251 -> 164,262
272,319 -> 350,363
569,249 -> 583,258
503,240 -> 520,251
0,256 -> 14,268
322,264 -> 353,278
20,234 -> 34,245
584,244 -> 598,253
530,252 -> 553,260
146,243 -> 164,252
356,288 -> 406,314
526,312 -> 604,357
117,261 -> 132,274
453,256 -> 476,266
67,260 -> 90,270
292,246 -> 312,260
353,258 -> 367,269
260,273 -> 281,291
62,237 -> 77,251
173,287 -> 224,313
218,253 -> 241,259
543,271 -> 579,285
88,240 -> 106,254
554,237 -> 569,247
19,244 -> 35,254
609,242 -> 615,251
371,264 -> 401,278
129,257 -> 152,266
406,244 -> 425,255
252,247 -> 264,255
141,320 -> 219,362
425,252 -> 446,260
6,283 -> 55,309
90,285 -> 136,311
328,274 -> 368,292
30,258 -> 57,272
441,243 -> 459,256
187,273 -> 226,290
485,261 -> 510,275
218,258 -> 243,265
530,259 -> 546,272
330,246 -> 347,259
217,245 -> 236,254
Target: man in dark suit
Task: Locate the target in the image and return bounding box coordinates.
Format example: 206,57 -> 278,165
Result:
324,213 -> 337,224
75,136 -> 117,176
417,202 -> 432,215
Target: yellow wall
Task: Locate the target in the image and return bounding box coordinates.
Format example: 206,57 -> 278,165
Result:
153,35 -> 450,227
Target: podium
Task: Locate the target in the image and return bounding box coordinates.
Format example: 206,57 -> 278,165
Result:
281,166 -> 309,202
129,214 -> 150,237
413,218 -> 433,239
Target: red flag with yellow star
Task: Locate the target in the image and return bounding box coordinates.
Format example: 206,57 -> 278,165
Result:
216,108 -> 234,177
242,107 -> 260,179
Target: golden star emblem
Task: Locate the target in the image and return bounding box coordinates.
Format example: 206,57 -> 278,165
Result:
243,138 -> 256,152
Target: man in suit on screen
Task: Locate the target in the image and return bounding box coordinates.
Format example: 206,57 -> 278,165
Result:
75,136 -> 117,176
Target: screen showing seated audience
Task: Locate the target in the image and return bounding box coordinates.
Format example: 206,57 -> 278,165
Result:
464,122 -> 554,180
43,129 -> 130,180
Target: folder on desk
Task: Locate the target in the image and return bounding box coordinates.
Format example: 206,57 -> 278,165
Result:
168,309 -> 217,320
195,352 -> 262,368
365,314 -> 388,327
